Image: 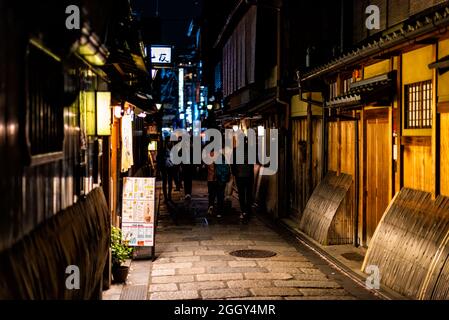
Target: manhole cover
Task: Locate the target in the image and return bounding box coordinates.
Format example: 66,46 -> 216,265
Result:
229,249 -> 277,258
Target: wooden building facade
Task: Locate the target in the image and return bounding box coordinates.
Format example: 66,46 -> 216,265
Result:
296,0 -> 449,299
0,0 -> 152,299
206,0 -> 346,219
211,0 -> 289,218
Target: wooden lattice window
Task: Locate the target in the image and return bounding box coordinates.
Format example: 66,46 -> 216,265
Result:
405,80 -> 433,129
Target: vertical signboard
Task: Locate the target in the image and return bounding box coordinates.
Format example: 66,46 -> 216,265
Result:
121,177 -> 156,247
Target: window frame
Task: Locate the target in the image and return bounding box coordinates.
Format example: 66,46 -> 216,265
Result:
26,39 -> 65,166
402,79 -> 434,137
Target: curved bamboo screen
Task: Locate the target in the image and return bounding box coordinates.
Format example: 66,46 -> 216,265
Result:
300,172 -> 354,245
362,188 -> 449,300
0,188 -> 110,299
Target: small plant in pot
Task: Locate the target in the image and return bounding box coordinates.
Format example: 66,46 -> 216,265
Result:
111,226 -> 133,283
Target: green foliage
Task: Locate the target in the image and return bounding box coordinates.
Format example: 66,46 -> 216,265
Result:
111,226 -> 133,268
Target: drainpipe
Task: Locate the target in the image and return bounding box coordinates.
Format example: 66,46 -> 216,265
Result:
274,3 -> 290,219
275,4 -> 290,130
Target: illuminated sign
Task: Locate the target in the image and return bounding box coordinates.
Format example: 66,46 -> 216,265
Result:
193,120 -> 201,137
96,92 -> 111,136
151,46 -> 172,65
179,68 -> 184,112
121,177 -> 156,247
82,91 -> 96,136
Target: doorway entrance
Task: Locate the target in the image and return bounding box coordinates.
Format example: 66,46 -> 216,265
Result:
364,109 -> 390,245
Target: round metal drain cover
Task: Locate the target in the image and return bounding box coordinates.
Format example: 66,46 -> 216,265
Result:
229,249 -> 277,259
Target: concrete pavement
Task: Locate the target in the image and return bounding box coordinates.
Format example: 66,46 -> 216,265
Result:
104,180 -> 378,300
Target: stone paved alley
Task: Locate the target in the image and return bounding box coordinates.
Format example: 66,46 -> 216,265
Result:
104,181 -> 379,300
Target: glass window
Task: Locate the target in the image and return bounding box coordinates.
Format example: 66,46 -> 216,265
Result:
405,80 -> 433,129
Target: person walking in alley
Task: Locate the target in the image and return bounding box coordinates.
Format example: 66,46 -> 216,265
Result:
182,137 -> 195,200
173,164 -> 182,192
207,150 -> 217,215
157,138 -> 174,202
232,138 -> 254,220
215,149 -> 231,218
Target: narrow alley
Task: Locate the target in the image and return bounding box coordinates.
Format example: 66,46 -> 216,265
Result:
2,0 -> 449,312
104,181 -> 378,301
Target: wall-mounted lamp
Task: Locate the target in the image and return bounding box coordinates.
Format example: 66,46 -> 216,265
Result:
232,125 -> 239,132
96,91 -> 112,136
156,103 -> 162,110
207,104 -> 213,110
137,112 -> 147,118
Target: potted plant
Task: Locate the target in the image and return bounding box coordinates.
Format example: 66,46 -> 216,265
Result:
111,226 -> 133,283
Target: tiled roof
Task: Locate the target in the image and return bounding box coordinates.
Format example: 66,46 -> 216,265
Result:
302,4 -> 449,81
327,72 -> 395,108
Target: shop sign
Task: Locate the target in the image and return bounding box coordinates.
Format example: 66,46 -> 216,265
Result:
121,177 -> 156,247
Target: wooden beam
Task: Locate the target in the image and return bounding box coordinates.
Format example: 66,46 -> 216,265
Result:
337,114 -> 342,176
432,43 -> 441,199
360,109 -> 367,246
354,110 -> 360,247
337,75 -> 342,177
307,93 -> 313,198
389,57 -> 394,200
396,55 -> 404,191
389,107 -> 393,201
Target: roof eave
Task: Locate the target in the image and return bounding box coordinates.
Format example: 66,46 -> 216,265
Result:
302,4 -> 449,82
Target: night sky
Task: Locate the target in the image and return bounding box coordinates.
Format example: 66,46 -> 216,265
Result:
132,0 -> 204,48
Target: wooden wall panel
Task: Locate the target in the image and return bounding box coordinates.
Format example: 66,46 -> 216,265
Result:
441,114 -> 449,197
312,120 -> 323,188
365,116 -> 391,244
290,118 -> 322,219
340,121 -> 355,176
0,21 -> 82,252
328,122 -> 339,172
403,143 -> 433,193
290,119 -> 307,219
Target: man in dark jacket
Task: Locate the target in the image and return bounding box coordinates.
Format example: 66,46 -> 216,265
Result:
215,149 -> 231,218
232,139 -> 254,220
157,138 -> 174,202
